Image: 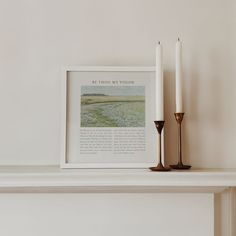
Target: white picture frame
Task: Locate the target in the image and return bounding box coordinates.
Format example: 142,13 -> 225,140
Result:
61,66 -> 159,169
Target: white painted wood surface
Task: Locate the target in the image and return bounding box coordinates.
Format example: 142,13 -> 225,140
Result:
0,165 -> 219,236
0,166 -> 235,192
0,193 -> 214,236
0,166 -> 234,235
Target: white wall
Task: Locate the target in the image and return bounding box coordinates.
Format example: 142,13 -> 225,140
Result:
0,0 -> 235,167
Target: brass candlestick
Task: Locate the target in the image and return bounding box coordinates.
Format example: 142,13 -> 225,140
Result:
170,113 -> 191,170
150,121 -> 170,171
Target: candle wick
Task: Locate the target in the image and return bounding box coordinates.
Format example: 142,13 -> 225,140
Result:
158,41 -> 161,45
178,38 -> 180,41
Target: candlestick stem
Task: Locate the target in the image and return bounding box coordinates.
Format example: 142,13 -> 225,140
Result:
178,121 -> 182,164
170,113 -> 191,170
150,121 -> 170,172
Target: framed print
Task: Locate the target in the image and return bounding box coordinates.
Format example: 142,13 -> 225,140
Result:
61,66 -> 158,168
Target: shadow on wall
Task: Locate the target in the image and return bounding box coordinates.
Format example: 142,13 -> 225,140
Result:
184,49 -> 225,168
163,67 -> 201,167
164,47 -> 225,168
163,70 -> 176,166
203,50 -> 225,165
183,65 -> 200,167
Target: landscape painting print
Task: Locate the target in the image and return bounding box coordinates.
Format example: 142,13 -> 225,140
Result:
81,86 -> 145,127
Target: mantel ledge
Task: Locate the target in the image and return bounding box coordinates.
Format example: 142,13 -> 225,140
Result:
0,166 -> 235,193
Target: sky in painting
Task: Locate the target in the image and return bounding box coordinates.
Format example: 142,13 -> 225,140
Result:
81,86 -> 145,96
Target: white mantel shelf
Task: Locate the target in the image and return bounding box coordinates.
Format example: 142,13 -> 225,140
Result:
0,166 -> 235,193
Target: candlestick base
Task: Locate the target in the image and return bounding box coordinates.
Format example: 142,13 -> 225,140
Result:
150,162 -> 170,172
170,162 -> 191,170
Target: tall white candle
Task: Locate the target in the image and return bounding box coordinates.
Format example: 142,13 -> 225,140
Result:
176,38 -> 183,113
156,41 -> 164,120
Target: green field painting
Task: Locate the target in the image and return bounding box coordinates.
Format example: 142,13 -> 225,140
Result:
80,86 -> 145,127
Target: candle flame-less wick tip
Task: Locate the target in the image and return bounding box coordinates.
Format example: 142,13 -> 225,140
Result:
178,38 -> 180,41
158,41 -> 160,44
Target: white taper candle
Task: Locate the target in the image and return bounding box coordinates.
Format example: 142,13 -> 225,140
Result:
176,38 -> 183,113
156,41 -> 164,120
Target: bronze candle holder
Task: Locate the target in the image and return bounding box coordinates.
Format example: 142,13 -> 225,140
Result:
150,121 -> 170,171
170,113 -> 191,170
